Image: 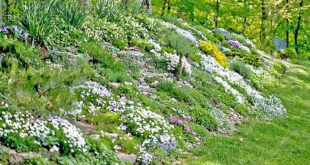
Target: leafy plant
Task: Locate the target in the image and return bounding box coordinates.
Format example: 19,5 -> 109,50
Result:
229,61 -> 252,79
225,49 -> 262,67
57,0 -> 86,29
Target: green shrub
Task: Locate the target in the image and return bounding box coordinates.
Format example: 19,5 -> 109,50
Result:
164,30 -> 198,57
57,138 -> 121,165
131,38 -> 153,52
277,48 -> 297,59
214,33 -> 225,42
189,53 -> 201,62
272,61 -> 287,75
23,156 -> 51,165
225,49 -> 262,67
161,47 -> 175,54
0,36 -> 41,69
78,42 -> 116,68
104,69 -> 131,83
192,106 -> 218,131
229,61 -> 252,79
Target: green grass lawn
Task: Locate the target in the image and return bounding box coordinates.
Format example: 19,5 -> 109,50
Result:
186,61 -> 310,165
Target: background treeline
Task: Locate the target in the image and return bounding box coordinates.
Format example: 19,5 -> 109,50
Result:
0,0 -> 309,59
152,0 -> 309,59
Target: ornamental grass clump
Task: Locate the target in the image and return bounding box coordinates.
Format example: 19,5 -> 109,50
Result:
199,41 -> 228,67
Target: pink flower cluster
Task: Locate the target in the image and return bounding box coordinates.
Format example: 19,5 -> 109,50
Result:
169,115 -> 197,136
228,40 -> 241,48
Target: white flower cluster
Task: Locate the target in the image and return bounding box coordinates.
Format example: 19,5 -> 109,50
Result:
71,81 -> 112,115
0,112 -> 53,145
214,76 -> 245,104
239,45 -> 251,52
250,95 -> 287,118
137,151 -> 154,165
76,81 -> 112,98
149,40 -> 162,52
247,65 -> 276,85
0,112 -> 87,153
199,54 -> 287,117
163,22 -> 198,46
48,116 -> 87,152
124,105 -> 174,136
164,52 -> 192,75
210,108 -> 235,133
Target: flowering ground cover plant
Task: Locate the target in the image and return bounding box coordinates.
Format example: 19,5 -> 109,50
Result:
0,0 -> 295,164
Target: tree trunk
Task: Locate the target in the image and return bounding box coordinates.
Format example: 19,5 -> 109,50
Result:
294,0 -> 303,54
161,0 -> 167,16
241,0 -> 248,33
260,0 -> 267,43
145,0 -> 152,14
215,0 -> 219,28
286,0 -> 289,46
167,0 -> 171,14
175,54 -> 184,81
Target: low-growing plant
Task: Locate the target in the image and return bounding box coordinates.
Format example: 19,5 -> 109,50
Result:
199,41 -> 228,67
131,38 -> 153,52
225,49 -> 262,67
192,106 -> 218,131
272,60 -> 287,75
164,30 -> 198,57
57,0 -> 86,29
277,48 -> 297,59
92,0 -> 121,21
104,69 -> 131,83
78,42 -> 116,68
229,61 -> 252,79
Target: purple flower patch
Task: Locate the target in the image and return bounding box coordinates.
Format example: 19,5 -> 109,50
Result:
228,40 -> 241,48
169,115 -> 197,137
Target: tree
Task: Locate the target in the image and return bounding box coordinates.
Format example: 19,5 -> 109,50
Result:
260,0 -> 267,42
294,0 -> 303,54
215,0 -> 219,28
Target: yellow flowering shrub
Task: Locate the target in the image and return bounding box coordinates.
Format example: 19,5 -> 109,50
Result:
199,41 -> 228,67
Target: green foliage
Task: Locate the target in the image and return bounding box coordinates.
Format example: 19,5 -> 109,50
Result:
0,35 -> 41,69
164,30 -> 198,57
214,33 -> 225,42
131,38 -> 153,52
272,61 -> 287,75
57,138 -> 121,165
58,0 -> 86,29
192,106 -> 218,131
91,0 -> 120,21
229,61 -> 252,80
0,148 -> 9,164
104,69 -> 131,83
0,64 -> 90,116
16,0 -> 56,44
277,48 -> 297,59
0,133 -> 40,152
78,42 -> 116,68
225,49 -> 262,67
23,156 -> 52,165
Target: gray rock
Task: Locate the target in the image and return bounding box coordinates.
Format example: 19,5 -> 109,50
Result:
117,152 -> 136,164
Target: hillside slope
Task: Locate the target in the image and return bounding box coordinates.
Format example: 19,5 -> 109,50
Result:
0,1 -> 307,164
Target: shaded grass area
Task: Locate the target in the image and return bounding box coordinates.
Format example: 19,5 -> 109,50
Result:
186,61 -> 310,165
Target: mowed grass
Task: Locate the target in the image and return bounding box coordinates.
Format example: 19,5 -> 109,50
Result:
186,61 -> 310,165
